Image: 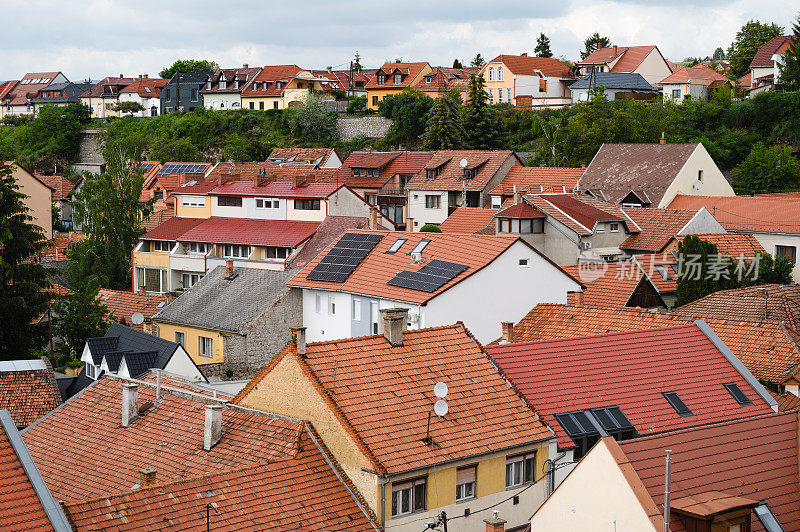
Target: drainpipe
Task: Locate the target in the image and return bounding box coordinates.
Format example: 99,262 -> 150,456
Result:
663,449 -> 672,532
380,475 -> 390,527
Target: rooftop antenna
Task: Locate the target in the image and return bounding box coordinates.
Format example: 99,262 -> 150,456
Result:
424,382 -> 449,446
460,158 -> 469,208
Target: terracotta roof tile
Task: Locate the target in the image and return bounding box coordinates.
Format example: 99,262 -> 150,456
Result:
504,304 -> 800,383
750,36 -> 794,68
488,55 -> 572,78
439,207 -> 498,234
406,150 -> 515,192
525,193 -> 631,235
267,147 -> 337,166
495,201 -> 545,219
620,208 -> 700,252
665,232 -> 766,256
35,173 -> 75,199
79,76 -> 135,98
578,45 -> 658,72
562,263 -> 656,308
3,72 -> 62,107
364,62 -> 429,89
241,65 -> 306,97
30,231 -> 86,263
205,162 -> 337,185
489,166 -> 584,196
209,177 -> 342,198
175,217 -> 320,248
0,359 -> 61,427
667,194 -> 800,233
141,217 -> 205,241
141,208 -> 174,232
331,151 -> 434,189
670,284 -> 800,329
99,289 -> 170,331
119,78 -> 168,98
201,67 -> 261,94
487,324 -> 774,448
769,390 -> 800,411
659,63 -> 729,84
632,253 -> 678,293
286,216 -> 378,269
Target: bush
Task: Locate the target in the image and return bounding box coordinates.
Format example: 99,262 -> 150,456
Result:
286,96 -> 337,145
346,96 -> 367,115
419,224 -> 442,233
733,142 -> 800,193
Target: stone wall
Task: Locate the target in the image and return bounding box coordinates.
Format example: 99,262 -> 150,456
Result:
336,116 -> 392,141
74,128 -> 105,174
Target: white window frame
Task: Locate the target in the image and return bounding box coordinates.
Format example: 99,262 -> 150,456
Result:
497,88 -> 503,102
488,67 -> 494,81
86,363 -> 97,380
497,66 -> 504,81
328,295 -> 336,316
491,196 -> 502,209
182,272 -> 201,288
609,222 -> 620,232
507,87 -> 513,103
425,195 -> 440,209
180,195 -> 206,207
456,466 -> 477,501
223,245 -> 250,259
175,331 -> 185,347
353,298 -> 361,321
506,452 -> 536,488
199,336 -> 213,358
596,223 -> 604,232
391,478 -> 426,517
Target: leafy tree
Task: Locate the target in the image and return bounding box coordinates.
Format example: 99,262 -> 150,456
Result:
727,20 -> 784,79
69,153 -> 154,290
149,136 -> 203,162
422,96 -> 465,149
17,103 -> 91,170
535,33 -> 553,58
352,51 -> 363,72
378,88 -> 434,145
222,133 -> 272,162
346,96 -> 367,115
113,101 -> 145,115
463,74 -> 503,149
531,114 -> 570,166
675,235 -> 725,306
713,47 -> 726,60
0,163 -> 51,359
470,54 -> 486,68
581,32 -> 611,60
733,142 -> 800,193
778,13 -> 800,91
757,253 -> 795,284
419,224 -> 442,233
286,96 -> 337,145
453,59 -> 463,69
52,286 -> 110,356
159,59 -> 219,79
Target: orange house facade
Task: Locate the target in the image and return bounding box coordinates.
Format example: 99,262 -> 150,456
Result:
480,54 -> 574,109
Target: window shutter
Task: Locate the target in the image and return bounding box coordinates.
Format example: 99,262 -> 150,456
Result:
456,467 -> 476,484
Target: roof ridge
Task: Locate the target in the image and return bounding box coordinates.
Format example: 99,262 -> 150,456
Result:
306,323 -> 462,349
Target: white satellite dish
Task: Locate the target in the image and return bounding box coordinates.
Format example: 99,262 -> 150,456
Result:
131,312 -> 145,325
434,399 -> 449,417
459,158 -> 468,168
692,180 -> 703,190
434,381 -> 448,398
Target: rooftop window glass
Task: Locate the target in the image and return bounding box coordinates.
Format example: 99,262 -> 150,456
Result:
663,391 -> 693,417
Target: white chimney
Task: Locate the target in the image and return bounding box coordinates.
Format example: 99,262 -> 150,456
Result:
292,326 -> 307,357
121,383 -> 139,427
203,404 -> 223,450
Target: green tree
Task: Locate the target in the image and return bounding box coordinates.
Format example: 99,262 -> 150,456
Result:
535,33 -> 553,58
419,224 -> 442,233
159,59 -> 219,79
378,88 -> 434,145
778,13 -> 800,91
0,163 -> 51,359
422,96 -> 465,149
757,252 -> 795,284
453,59 -> 463,69
346,96 -> 367,115
353,51 -> 363,72
113,101 -> 145,115
531,114 -> 570,166
69,153 -> 154,290
675,235 -> 725,306
463,74 -> 503,149
581,32 -> 611,59
727,20 -> 784,79
470,53 -> 486,68
733,142 -> 800,193
286,96 -> 337,145
18,103 -> 91,170
713,47 -> 726,60
52,286 -> 110,356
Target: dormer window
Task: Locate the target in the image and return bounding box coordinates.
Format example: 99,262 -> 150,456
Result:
463,168 -> 476,179
377,74 -> 386,86
276,81 -> 284,90
206,81 -> 211,90
233,79 -> 239,89
394,74 -> 402,84
424,76 -> 432,83
219,80 -> 226,89
352,167 -> 380,177
426,168 -> 441,179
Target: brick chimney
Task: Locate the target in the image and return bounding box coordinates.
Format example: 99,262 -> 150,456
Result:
369,206 -> 378,230
380,308 -> 408,346
406,217 -> 414,232
567,290 -> 585,305
144,74 -> 148,79
501,321 -> 514,343
225,260 -> 234,278
139,467 -> 156,486
660,132 -> 666,145
121,383 -> 139,427
203,404 -> 223,450
291,326 -> 307,357
484,510 -> 506,532
513,190 -> 521,204
612,45 -> 618,56
521,53 -> 527,57
243,64 -> 249,69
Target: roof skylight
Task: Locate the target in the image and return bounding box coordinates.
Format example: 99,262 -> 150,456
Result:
663,391 -> 693,417
722,382 -> 753,406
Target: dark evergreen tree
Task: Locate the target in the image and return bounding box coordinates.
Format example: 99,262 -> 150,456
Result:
463,74 -> 503,149
422,96 -> 465,149
713,47 -> 726,60
778,13 -> 800,91
581,32 -> 611,59
535,33 -> 553,58
353,51 -> 363,72
453,59 -> 463,69
470,53 -> 486,67
52,286 -> 110,356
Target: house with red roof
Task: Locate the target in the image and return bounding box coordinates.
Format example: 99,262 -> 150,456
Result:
267,147 -> 342,168
79,74 -> 135,118
201,64 -> 261,111
117,75 -> 168,116
311,68 -> 376,96
530,411 -> 798,531
487,322 -> 777,488
575,45 -> 675,86
488,165 -> 586,206
365,61 -> 432,109
287,229 -> 583,343
749,35 -> 795,95
1,71 -> 68,116
480,54 -> 575,108
416,66 -> 478,101
241,65 -> 328,110
0,359 -> 62,429
562,262 -> 666,309
658,63 -> 731,101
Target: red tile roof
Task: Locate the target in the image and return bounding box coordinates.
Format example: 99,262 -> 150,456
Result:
487,324 -> 774,448
770,390 -> 800,411
141,207 -> 174,232
235,324 -> 553,475
285,216 -> 378,269
495,201 -> 545,219
177,217 -> 320,248
35,173 -> 76,199
667,194 -> 800,233
141,216 -> 205,241
267,147 -> 337,166
289,230 -> 532,304
659,63 -> 729,84
632,253 -> 678,293
0,414 -> 56,531
3,72 -> 61,106
209,178 -> 343,198
415,66 -> 477,94
489,166 -> 584,196
406,150 -> 516,192
670,284 -> 800,329
240,65 -> 307,97
613,411 -> 800,532
0,80 -> 17,101
439,207 -> 498,234
578,45 -> 658,72
562,263 -> 657,308
750,36 -> 794,68
31,231 -> 86,263
99,289 -> 170,331
79,75 -> 135,98
665,232 -> 766,256
489,55 -> 572,78
331,151 -> 435,189
620,208 -> 700,252
201,67 -> 261,94
364,62 -> 430,89
119,78 -> 168,98
528,193 -> 630,234
504,303 -> 800,383
0,359 -> 61,427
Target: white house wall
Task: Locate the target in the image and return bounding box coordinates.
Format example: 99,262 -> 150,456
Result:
633,49 -> 673,86
678,208 -> 725,235
750,232 -> 800,283
326,188 -> 372,217
658,144 -> 734,208
406,190 -> 448,229
321,151 -> 342,169
203,93 -> 243,111
164,346 -> 209,382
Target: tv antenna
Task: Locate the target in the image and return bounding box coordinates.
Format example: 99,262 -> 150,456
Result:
424,382 -> 449,446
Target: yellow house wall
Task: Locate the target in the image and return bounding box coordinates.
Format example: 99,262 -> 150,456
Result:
366,65 -> 433,109
155,322 -> 224,365
482,61 -> 516,104
11,165 -> 52,240
235,353 -> 380,512
175,197 -> 211,218
132,249 -> 170,268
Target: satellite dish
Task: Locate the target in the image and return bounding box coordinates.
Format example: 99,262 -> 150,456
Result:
459,158 -> 468,168
434,399 -> 449,417
131,312 -> 144,325
434,382 -> 448,398
692,180 -> 703,190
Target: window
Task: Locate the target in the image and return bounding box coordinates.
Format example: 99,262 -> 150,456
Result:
754,502 -> 784,532
425,195 -> 440,209
259,101 -> 264,110
463,168 -> 476,179
328,296 -> 336,316
500,218 -> 511,233
190,89 -> 198,102
199,336 -> 213,358
698,169 -> 703,182
539,78 -> 547,93
365,193 -> 378,205
456,466 -> 476,501
266,247 -> 289,259
609,222 -> 619,232
182,273 -> 201,288
315,294 -> 321,313
672,89 -> 681,99
352,298 -> 361,320
394,74 -> 402,84
506,452 -> 536,487
487,88 -> 494,104
353,167 -> 381,177
187,242 -> 210,254
377,74 -> 385,85
152,240 -> 174,252
219,80 -> 227,89
297,82 -> 303,89
520,219 -> 533,233
273,101 -> 278,109
181,195 -> 205,207
391,478 -> 426,516
424,76 -> 432,83
218,196 -> 242,207
136,267 -> 168,294
249,102 -> 254,109
507,87 -> 513,102
386,238 -> 407,254
426,168 -> 440,179
256,198 -> 279,209
491,196 -> 501,209
776,245 -> 796,262
519,258 -> 529,267
372,95 -> 379,106
663,391 -> 693,417
410,239 -> 430,254
497,66 -> 504,81
175,332 -> 185,347
488,67 -> 494,81
294,199 -> 321,210
497,88 -> 503,102
555,407 -> 637,460
223,245 -> 250,259
723,382 -> 753,406
86,363 -> 97,380
596,223 -> 604,232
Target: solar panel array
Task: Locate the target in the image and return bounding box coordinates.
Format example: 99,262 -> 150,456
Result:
306,233 -> 383,283
387,259 -> 468,293
156,163 -> 208,177
138,162 -> 156,171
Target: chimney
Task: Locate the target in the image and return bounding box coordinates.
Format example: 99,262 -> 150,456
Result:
225,259 -> 234,278
139,467 -> 156,486
144,74 -> 148,79
612,45 -> 618,56
406,217 -> 414,232
121,383 -> 139,427
380,308 -> 408,346
203,404 -> 223,450
501,322 -> 514,343
291,326 -> 307,357
369,206 -> 378,230
660,132 -> 666,145
484,510 -> 506,532
567,290 -> 585,305
243,64 -> 249,69
513,190 -> 521,204
521,53 -> 527,57
120,74 -> 124,78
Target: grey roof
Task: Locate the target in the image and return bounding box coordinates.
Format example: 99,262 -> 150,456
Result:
571,72 -> 656,91
86,323 -> 180,377
153,266 -> 295,333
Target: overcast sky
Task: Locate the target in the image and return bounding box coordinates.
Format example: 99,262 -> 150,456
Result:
2,0 -> 797,80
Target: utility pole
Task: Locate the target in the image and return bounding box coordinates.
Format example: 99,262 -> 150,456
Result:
48,299 -> 54,366
440,511 -> 448,532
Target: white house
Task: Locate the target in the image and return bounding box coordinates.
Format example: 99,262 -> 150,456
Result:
288,230 -> 584,344
117,76 -> 167,117
201,65 -> 261,111
658,64 -> 730,102
575,45 -> 674,86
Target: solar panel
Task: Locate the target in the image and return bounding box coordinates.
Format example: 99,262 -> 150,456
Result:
663,391 -> 693,417
387,259 -> 468,293
139,162 -> 156,171
722,382 -> 753,406
156,163 -> 208,177
306,233 -> 383,283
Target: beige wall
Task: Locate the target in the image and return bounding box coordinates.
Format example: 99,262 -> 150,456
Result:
633,49 -> 674,86
11,164 -> 52,239
530,439 -> 659,531
658,144 -> 734,207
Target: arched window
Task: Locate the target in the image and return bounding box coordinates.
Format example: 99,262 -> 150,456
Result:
498,66 -> 504,81
488,67 -> 494,81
